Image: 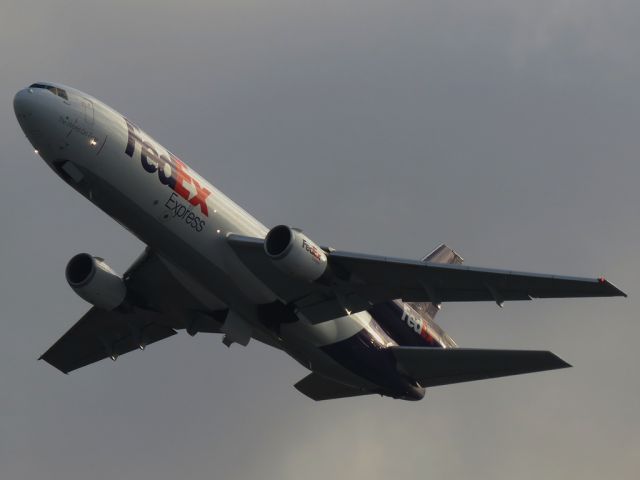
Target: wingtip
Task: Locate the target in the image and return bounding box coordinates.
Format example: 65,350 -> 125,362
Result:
597,278 -> 627,298
549,352 -> 572,369
558,358 -> 572,369
39,355 -> 70,374
609,282 -> 627,298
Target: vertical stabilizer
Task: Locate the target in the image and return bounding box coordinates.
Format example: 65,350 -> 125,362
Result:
407,244 -> 463,320
368,244 -> 461,348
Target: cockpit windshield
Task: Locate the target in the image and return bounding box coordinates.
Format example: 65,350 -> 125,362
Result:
30,83 -> 68,101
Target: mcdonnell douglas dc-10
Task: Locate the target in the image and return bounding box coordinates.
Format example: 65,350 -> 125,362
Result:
13,82 -> 626,401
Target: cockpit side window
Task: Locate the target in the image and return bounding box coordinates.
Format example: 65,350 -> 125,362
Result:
29,83 -> 69,101
56,88 -> 69,100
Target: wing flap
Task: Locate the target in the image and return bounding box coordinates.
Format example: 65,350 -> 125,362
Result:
391,346 -> 571,387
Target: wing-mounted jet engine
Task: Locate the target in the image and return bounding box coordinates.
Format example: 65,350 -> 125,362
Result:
264,225 -> 328,282
65,253 -> 126,310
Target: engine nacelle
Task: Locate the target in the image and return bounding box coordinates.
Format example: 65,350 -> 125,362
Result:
264,225 -> 328,282
65,253 -> 127,310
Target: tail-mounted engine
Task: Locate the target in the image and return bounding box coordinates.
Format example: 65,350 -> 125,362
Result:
65,253 -> 126,310
264,225 -> 328,282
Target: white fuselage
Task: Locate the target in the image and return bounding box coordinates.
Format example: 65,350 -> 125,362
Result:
14,83 -> 389,388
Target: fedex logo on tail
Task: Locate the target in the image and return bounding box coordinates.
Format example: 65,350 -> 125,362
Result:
124,118 -> 211,216
401,304 -> 436,344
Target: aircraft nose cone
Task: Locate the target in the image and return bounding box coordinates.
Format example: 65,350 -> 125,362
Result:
13,88 -> 35,122
13,87 -> 52,145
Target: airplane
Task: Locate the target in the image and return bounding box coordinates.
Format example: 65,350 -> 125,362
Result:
13,82 -> 626,401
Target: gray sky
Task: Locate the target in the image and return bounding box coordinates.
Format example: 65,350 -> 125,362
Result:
1,1 -> 639,478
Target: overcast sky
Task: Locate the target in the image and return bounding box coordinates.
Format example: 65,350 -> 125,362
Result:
1,1 -> 639,478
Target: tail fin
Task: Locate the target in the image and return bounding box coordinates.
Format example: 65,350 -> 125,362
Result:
422,243 -> 464,265
408,244 -> 463,320
368,244 -> 462,348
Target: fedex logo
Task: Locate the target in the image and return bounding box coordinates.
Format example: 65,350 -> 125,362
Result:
401,305 -> 436,344
124,118 -> 211,216
302,238 -> 323,263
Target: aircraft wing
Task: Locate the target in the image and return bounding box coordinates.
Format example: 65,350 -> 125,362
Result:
40,307 -> 178,373
227,234 -> 626,323
41,248 -> 222,373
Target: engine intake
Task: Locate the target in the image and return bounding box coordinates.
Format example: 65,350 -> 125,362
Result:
264,225 -> 328,282
65,253 -> 126,310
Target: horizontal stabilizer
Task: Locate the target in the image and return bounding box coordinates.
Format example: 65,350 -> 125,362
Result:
294,373 -> 372,401
391,346 -> 570,387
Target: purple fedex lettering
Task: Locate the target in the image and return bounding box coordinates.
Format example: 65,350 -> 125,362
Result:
124,118 -> 211,216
